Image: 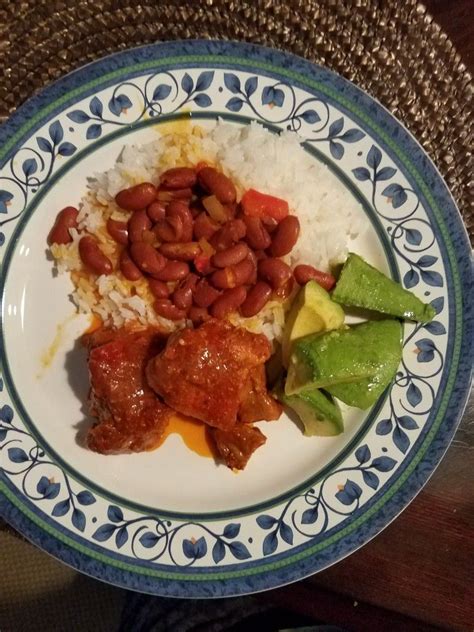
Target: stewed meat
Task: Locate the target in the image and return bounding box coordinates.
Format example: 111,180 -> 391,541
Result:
85,327 -> 172,453
211,424 -> 266,470
146,319 -> 274,430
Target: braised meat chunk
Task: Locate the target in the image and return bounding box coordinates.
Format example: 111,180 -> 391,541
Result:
86,327 -> 172,454
211,424 -> 266,470
239,366 -> 282,424
146,319 -> 274,430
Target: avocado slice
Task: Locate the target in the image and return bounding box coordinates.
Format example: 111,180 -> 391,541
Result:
281,280 -> 345,366
285,319 -> 402,395
277,387 -> 343,436
326,323 -> 403,409
332,253 -> 435,323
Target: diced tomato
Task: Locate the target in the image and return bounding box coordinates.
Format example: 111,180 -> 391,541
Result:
194,255 -> 212,274
241,189 -> 289,222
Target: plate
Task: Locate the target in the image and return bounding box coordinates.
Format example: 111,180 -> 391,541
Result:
0,40 -> 472,597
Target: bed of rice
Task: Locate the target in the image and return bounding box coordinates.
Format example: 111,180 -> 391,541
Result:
50,121 -> 363,342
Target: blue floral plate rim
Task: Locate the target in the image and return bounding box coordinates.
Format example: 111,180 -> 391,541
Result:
0,40 -> 472,597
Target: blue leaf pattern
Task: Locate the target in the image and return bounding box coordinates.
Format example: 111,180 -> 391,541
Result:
340,129 -> 364,142
223,523 -> 240,539
152,84 -> 172,101
328,117 -> 344,137
224,73 -> 241,93
86,124 -> 102,140
352,167 -> 371,181
107,505 -> 124,523
329,141 -> 344,160
279,523 -> 294,545
49,121 -> 64,144
76,490 -> 96,505
0,405 -> 14,423
115,526 -> 128,548
404,269 -> 419,289
376,418 -> 393,435
256,515 -> 277,529
226,97 -> 244,112
193,93 -> 212,108
37,137 -> 53,153
195,71 -> 214,91
371,456 -> 397,472
393,426 -> 410,454
52,498 -> 70,517
405,228 -> 422,245
181,73 -> 194,94
362,470 -> 379,490
430,297 -> 444,314
375,166 -> 397,181
72,508 -> 86,532
22,159 -> 37,177
8,447 -> 28,463
398,416 -> 418,430
420,269 -> 443,287
228,541 -> 251,560
355,444 -> 371,464
301,109 -> 320,124
263,531 -> 278,555
301,507 -> 318,524
417,255 -> 438,268
367,145 -> 382,169
244,77 -> 258,97
425,321 -> 446,335
212,539 -> 225,563
92,523 -> 116,542
67,110 -> 90,123
407,382 -> 422,407
89,97 -> 103,117
58,142 -> 76,157
139,531 -> 159,548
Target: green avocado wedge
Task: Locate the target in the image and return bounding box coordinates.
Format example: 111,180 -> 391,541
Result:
332,253 -> 435,322
277,387 -> 343,437
285,319 -> 403,396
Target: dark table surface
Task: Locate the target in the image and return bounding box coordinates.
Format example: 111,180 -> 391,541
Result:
0,2 -> 472,631
263,3 -> 473,630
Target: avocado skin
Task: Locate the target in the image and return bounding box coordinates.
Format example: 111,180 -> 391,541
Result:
286,320 -> 403,396
332,253 -> 436,323
326,328 -> 402,409
277,388 -> 343,437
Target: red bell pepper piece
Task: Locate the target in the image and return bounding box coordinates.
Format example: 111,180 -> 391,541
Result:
241,189 -> 289,222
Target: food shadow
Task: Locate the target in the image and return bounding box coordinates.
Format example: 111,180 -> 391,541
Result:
64,337 -> 94,448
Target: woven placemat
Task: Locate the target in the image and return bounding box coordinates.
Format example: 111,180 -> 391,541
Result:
0,0 -> 472,240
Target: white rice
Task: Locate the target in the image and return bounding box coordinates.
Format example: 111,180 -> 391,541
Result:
51,121 -> 364,339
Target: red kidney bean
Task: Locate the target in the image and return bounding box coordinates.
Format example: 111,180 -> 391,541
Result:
79,236 -> 113,275
128,209 -> 152,243
157,187 -> 193,202
148,278 -> 169,298
160,167 -> 197,189
211,286 -> 247,318
243,216 -> 271,250
261,215 -> 279,233
254,249 -> 268,261
210,219 -> 246,251
211,259 -> 254,289
152,260 -> 189,281
197,167 -> 236,204
194,212 -> 220,240
153,299 -> 186,321
245,250 -> 258,284
172,286 -> 193,310
159,242 -> 201,261
119,249 -> 142,281
48,206 -> 79,245
270,215 -> 300,257
212,242 -> 249,268
178,272 -> 199,292
258,258 -> 292,289
130,242 -> 166,276
194,255 -> 216,276
193,279 -> 220,308
167,201 -> 193,242
115,183 -> 156,211
274,276 -> 295,300
189,306 -> 210,325
147,201 -> 166,222
106,218 -> 129,245
240,281 -> 272,317
293,264 -> 336,291
154,216 -> 183,242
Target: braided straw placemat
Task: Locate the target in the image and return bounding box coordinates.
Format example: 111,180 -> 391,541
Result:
0,0 -> 472,240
